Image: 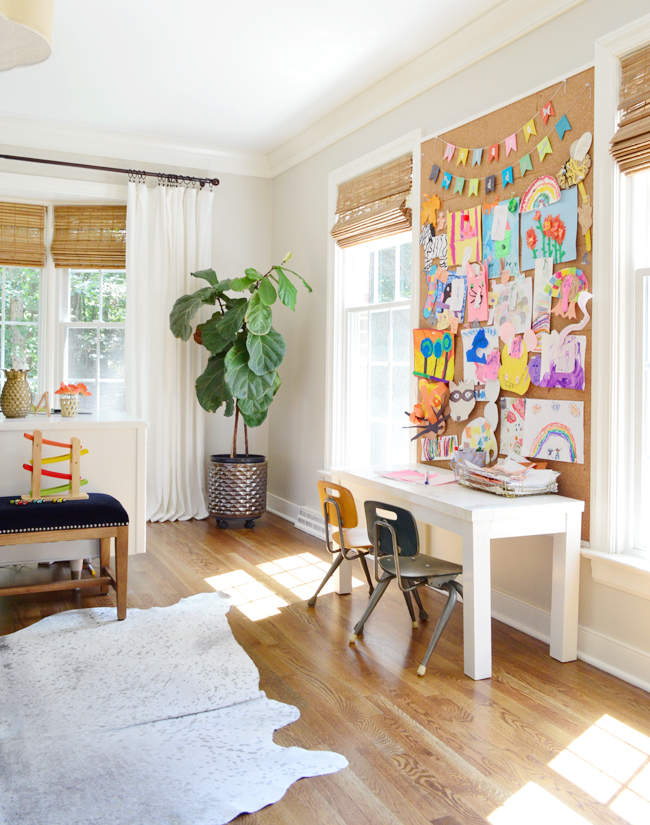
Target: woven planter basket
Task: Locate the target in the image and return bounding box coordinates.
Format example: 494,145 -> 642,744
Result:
208,455 -> 267,522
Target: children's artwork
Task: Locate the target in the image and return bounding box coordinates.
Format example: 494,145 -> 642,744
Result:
462,326 -> 499,382
558,133 -> 592,189
483,198 -> 521,281
482,379 -> 500,431
532,257 -> 554,336
413,329 -> 454,381
520,186 -> 578,270
521,400 -> 584,464
422,435 -> 458,461
499,341 -> 531,395
449,379 -> 476,423
519,175 -> 561,213
432,270 -> 466,325
547,267 -> 588,319
447,206 -> 482,266
421,194 -> 441,225
420,224 -> 449,270
558,291 -> 592,344
492,278 -> 532,334
406,379 -> 450,440
528,333 -> 586,390
466,261 -> 488,323
461,417 -> 498,463
500,397 -> 526,456
422,266 -> 438,320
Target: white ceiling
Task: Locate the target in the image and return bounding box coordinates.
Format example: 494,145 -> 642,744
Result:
0,0 -> 506,156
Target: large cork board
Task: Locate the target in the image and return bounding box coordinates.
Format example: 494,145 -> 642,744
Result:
418,68 -> 593,539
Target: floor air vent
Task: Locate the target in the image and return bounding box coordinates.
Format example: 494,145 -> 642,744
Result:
294,507 -> 326,540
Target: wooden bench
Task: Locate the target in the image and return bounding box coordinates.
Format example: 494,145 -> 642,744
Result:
0,493 -> 128,620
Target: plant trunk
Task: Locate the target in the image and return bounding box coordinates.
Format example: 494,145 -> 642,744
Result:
231,404 -> 240,459
244,420 -> 249,457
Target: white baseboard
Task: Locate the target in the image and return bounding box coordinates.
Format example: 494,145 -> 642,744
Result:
266,493 -> 299,523
492,590 -> 650,694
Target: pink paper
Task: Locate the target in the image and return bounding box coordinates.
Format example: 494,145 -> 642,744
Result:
378,470 -> 437,484
466,261 -> 488,323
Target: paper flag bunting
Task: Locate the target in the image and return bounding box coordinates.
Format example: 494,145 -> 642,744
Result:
457,148 -> 469,166
441,172 -> 452,190
468,179 -> 480,196
540,100 -> 555,123
429,163 -> 441,182
524,119 -> 537,142
519,153 -> 533,176
472,148 -> 483,166
505,134 -> 517,156
443,143 -> 456,161
537,136 -> 553,161
555,114 -> 572,140
486,175 -> 496,194
502,166 -> 514,187
454,177 -> 465,194
489,144 -> 499,162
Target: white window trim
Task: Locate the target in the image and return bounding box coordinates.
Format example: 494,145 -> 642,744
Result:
591,13 -> 650,598
325,129 -> 422,471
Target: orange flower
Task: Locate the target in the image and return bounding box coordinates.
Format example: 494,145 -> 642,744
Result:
54,381 -> 92,396
552,216 -> 566,244
542,215 -> 554,237
76,383 -> 92,397
526,227 -> 537,250
534,210 -> 541,221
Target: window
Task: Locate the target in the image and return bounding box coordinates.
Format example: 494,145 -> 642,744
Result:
62,268 -> 126,412
342,232 -> 412,466
0,266 -> 41,394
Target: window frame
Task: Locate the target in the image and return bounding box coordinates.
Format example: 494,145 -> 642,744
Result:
325,130 -> 422,471
0,264 -> 44,393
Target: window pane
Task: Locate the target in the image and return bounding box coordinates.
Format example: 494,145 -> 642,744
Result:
5,267 -> 40,321
392,308 -> 410,363
102,271 -> 126,322
399,242 -> 411,299
70,271 -> 100,322
370,421 -> 388,465
391,365 -> 409,421
72,379 -> 96,413
370,310 -> 389,362
370,365 -> 388,418
100,328 -> 125,379
377,247 -> 395,303
390,423 -> 410,464
99,380 -> 126,412
4,324 -> 38,393
368,251 -> 375,304
67,328 -> 97,379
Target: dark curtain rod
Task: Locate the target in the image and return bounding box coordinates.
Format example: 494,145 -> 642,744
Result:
0,152 -> 220,188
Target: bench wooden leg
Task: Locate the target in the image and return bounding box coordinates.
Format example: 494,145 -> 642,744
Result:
99,537 -> 110,595
115,525 -> 128,621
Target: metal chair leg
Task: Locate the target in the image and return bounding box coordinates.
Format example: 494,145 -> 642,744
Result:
417,583 -> 458,676
349,578 -> 392,642
357,552 -> 375,596
402,587 -> 419,628
307,551 -> 343,607
412,587 -> 429,621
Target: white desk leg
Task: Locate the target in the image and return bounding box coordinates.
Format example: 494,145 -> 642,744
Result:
550,512 -> 581,662
462,525 -> 493,680
333,557 -> 352,594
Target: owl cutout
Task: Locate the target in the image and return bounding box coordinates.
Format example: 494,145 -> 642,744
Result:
449,379 -> 476,422
498,341 -> 531,396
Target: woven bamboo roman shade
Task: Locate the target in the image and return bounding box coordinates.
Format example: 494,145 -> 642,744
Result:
0,202 -> 46,266
51,206 -> 127,268
611,45 -> 650,175
331,154 -> 412,248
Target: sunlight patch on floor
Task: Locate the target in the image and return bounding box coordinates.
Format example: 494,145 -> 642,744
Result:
257,552 -> 364,601
487,781 -> 592,824
204,570 -> 287,621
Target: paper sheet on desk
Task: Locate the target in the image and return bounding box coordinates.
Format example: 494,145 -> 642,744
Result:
376,469 -> 457,487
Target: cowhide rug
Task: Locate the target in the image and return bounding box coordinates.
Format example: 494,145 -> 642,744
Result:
0,592 -> 347,824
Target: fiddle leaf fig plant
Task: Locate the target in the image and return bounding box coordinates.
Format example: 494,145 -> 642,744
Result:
169,254 -> 310,456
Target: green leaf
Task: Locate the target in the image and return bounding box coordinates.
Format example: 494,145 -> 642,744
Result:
245,292 -> 273,335
230,276 -> 257,291
245,268 -> 263,280
224,397 -> 235,417
225,338 -> 275,399
273,372 -> 282,396
278,267 -> 313,293
201,298 -> 248,353
258,277 -> 277,306
195,353 -> 232,413
214,278 -> 233,294
169,287 -> 217,340
237,400 -> 270,428
276,268 -> 297,310
191,268 -> 218,287
246,328 -> 286,376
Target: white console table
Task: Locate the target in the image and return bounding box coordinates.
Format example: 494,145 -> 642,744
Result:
329,465 -> 584,681
0,412 -> 148,564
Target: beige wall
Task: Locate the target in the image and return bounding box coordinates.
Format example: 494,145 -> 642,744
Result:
268,0 -> 650,687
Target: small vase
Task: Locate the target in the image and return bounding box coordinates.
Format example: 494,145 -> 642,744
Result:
60,396 -> 79,417
1,369 -> 32,418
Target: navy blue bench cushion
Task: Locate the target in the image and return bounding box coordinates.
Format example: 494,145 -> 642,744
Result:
0,494 -> 128,536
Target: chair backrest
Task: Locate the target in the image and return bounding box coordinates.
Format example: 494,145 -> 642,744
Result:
317,481 -> 358,530
364,500 -> 419,558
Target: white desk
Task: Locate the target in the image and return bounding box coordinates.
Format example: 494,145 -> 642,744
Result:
329,465 -> 584,681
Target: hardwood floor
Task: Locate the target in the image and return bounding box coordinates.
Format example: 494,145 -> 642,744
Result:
2,513 -> 649,824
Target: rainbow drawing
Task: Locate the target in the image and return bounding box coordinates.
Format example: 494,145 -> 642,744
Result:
528,423 -> 578,462
519,175 -> 561,213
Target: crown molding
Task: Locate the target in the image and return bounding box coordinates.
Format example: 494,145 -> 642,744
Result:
267,0 -> 587,176
0,115 -> 272,179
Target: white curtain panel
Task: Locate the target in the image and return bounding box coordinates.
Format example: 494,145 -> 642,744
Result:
126,181 -> 213,522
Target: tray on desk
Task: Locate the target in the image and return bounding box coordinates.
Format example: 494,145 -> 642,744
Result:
453,463 -> 559,498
